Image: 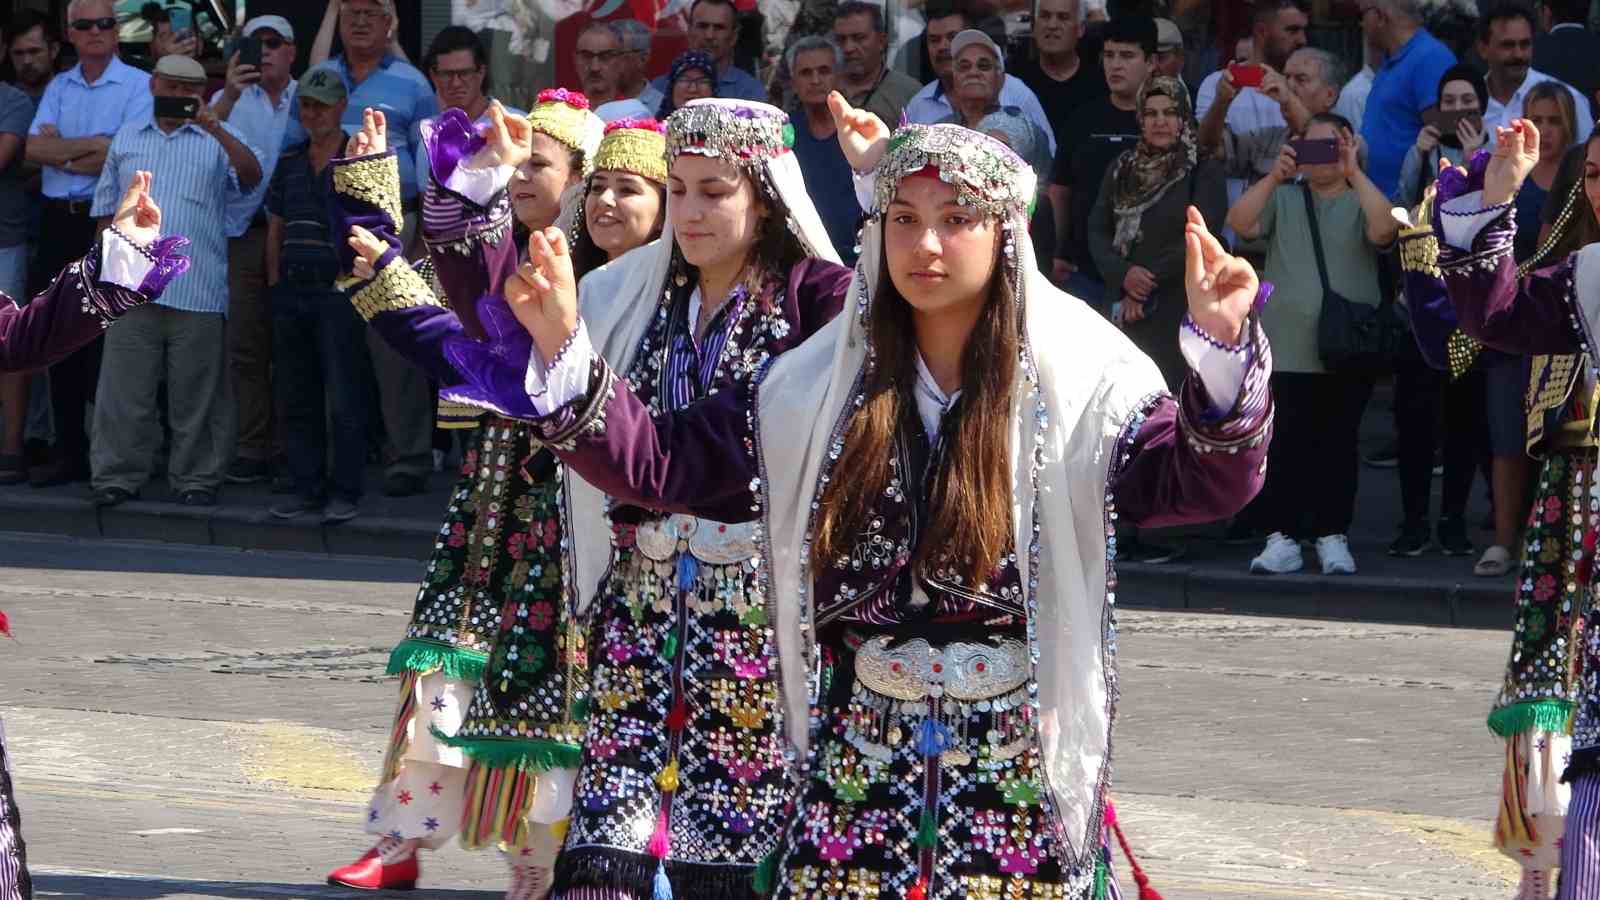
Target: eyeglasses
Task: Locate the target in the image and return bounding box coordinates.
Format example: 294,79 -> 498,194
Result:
431,66 -> 482,82
955,58 -> 997,73
676,76 -> 713,90
259,37 -> 287,50
70,17 -> 117,32
576,49 -> 627,64
342,7 -> 390,23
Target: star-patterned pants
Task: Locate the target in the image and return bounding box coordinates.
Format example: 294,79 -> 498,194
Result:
366,671 -> 472,849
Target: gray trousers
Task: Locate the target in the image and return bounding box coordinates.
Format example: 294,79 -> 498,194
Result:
367,213 -> 432,479
90,305 -> 227,493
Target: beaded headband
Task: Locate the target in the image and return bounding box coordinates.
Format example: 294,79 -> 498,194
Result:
527,88 -> 604,174
871,123 -> 1034,219
664,99 -> 795,165
593,117 -> 668,185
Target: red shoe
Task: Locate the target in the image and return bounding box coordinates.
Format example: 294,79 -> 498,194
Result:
326,848 -> 419,890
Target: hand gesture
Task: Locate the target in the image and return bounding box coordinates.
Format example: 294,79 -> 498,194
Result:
347,224 -> 387,279
151,28 -> 197,61
194,102 -> 221,134
475,100 -> 534,170
346,108 -> 388,158
1270,141 -> 1297,183
1123,265 -> 1156,302
1216,69 -> 1239,104
223,51 -> 262,101
1482,118 -> 1540,207
1338,129 -> 1360,180
1415,123 -> 1440,154
1184,206 -> 1256,346
1116,295 -> 1146,325
112,171 -> 161,248
827,90 -> 891,173
507,227 -> 581,362
1258,67 -> 1286,103
1457,115 -> 1487,152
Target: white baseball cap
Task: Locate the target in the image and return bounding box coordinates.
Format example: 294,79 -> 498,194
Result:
243,15 -> 294,42
951,29 -> 1004,70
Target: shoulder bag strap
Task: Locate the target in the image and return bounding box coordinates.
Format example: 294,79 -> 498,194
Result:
1300,181 -> 1332,301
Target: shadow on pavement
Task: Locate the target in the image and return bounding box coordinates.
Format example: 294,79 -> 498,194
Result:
35,871 -> 500,899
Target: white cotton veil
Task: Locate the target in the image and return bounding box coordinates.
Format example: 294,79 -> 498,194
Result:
559,97 -> 842,622
753,123 -> 1169,880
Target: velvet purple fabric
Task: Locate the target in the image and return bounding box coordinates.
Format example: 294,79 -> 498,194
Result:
136,235 -> 192,300
423,108 -> 487,190
440,295 -> 539,419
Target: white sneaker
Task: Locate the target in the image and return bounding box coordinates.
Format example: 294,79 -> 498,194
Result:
1315,534 -> 1357,575
1249,532 -> 1303,574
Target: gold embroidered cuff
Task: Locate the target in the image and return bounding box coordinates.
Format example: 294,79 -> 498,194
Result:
349,257 -> 444,321
333,151 -> 404,233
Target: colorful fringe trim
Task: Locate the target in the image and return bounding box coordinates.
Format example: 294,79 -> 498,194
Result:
379,671 -> 419,782
427,725 -> 583,771
461,758 -> 540,850
385,637 -> 488,681
1488,699 -> 1574,738
1497,734 -> 1540,850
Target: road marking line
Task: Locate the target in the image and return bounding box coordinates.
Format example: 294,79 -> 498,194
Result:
127,827 -> 208,836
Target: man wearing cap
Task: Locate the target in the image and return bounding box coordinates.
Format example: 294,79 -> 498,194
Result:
902,7 -> 1054,154
86,54 -> 263,509
210,14 -> 300,488
937,30 -> 1053,176
262,67 -> 371,525
22,0 -> 154,487
1153,17 -> 1187,80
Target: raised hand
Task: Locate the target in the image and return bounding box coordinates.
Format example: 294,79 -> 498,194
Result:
827,90 -> 891,173
347,224 -> 387,279
346,107 -> 388,158
1482,118 -> 1540,207
1184,206 -> 1256,346
477,100 -> 534,170
507,227 -> 580,362
112,171 -> 161,248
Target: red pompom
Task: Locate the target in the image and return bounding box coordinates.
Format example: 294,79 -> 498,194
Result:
665,700 -> 688,731
0,608 -> 10,639
906,877 -> 927,900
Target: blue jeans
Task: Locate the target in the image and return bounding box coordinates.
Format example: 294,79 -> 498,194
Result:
270,281 -> 371,503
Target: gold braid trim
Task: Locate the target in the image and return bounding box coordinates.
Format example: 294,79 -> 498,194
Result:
350,257 -> 444,321
333,152 -> 404,232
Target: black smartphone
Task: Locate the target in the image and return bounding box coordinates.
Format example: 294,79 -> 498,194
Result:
1423,107 -> 1483,136
237,34 -> 262,68
1288,137 -> 1340,165
153,95 -> 200,119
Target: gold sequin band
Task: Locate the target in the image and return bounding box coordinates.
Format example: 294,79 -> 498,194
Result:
332,151 -> 404,233
349,257 -> 444,321
527,88 -> 603,176
593,118 -> 668,185
872,123 -> 1034,220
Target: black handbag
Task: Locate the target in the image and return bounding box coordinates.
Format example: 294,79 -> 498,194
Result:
1301,183 -> 1408,373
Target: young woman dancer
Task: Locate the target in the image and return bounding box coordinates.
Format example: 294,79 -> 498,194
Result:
424,95 -> 1275,899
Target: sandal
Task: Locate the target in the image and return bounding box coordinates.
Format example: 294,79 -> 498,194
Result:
1474,545 -> 1513,577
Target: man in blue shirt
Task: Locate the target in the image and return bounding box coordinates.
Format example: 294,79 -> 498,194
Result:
646,0 -> 766,103
1358,0 -> 1456,198
300,0 -> 440,497
22,0 -> 153,486
88,55 -> 263,509
787,36 -> 860,266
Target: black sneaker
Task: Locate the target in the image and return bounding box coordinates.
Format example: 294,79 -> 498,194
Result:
1364,441 -> 1399,468
1388,522 -> 1430,557
1437,517 -> 1474,556
270,497 -> 321,519
178,488 -> 217,507
92,486 -> 138,507
224,457 -> 271,484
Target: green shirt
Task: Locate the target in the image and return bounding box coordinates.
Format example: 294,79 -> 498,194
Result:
1258,183 -> 1383,374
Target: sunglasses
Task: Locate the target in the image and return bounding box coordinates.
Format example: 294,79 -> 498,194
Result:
259,37 -> 287,50
70,17 -> 117,32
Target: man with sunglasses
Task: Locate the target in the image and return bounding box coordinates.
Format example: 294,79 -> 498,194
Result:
21,0 -> 153,488
210,15 -> 300,489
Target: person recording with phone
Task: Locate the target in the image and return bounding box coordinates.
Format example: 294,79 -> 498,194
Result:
1201,46 -> 1345,187
1395,66 -> 1487,207
84,54 -> 262,511
208,15 -> 299,488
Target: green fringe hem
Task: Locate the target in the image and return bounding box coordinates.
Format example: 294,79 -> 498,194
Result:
1093,856 -> 1108,900
428,724 -> 582,771
385,638 -> 489,681
1487,698 -> 1574,738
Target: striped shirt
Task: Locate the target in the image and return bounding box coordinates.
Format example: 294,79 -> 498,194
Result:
664,285 -> 748,411
91,118 -> 259,315
286,54 -> 437,202
28,56 -> 154,200
265,137 -> 343,279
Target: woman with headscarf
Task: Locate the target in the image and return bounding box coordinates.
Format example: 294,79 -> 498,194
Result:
1395,65 -> 1489,208
568,117 -> 669,278
349,96 -> 849,900
322,90 -> 604,899
657,51 -> 717,119
1089,75 -> 1228,390
419,92 -> 1274,899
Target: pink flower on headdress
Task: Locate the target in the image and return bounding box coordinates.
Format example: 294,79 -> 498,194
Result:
605,117 -> 665,135
538,87 -> 591,110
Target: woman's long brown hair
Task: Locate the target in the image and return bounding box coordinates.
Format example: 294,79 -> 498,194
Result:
812,233 -> 1021,586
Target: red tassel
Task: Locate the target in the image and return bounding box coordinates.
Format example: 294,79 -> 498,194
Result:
647,810 -> 671,858
1110,810 -> 1163,900
906,876 -> 927,900
0,609 -> 11,639
665,699 -> 688,731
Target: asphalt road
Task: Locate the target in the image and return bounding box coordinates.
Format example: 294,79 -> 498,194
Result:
0,533 -> 1518,899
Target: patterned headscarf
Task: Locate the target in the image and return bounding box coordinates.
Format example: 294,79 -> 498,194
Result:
658,51 -> 717,119
1109,76 -> 1198,258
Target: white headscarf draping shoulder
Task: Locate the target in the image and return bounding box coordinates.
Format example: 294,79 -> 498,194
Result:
753,123 -> 1168,874
560,97 -> 843,623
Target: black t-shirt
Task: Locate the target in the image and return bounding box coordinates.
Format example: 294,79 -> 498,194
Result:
1051,98 -> 1140,275
1009,55 -> 1107,145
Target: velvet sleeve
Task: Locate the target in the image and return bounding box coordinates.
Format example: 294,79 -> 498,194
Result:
418,108 -> 518,337
1438,204 -> 1589,358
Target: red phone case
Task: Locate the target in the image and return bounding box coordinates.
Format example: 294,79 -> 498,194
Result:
1229,63 -> 1265,88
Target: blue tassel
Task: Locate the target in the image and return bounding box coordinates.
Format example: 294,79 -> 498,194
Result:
916,718 -> 953,756
652,859 -> 673,900
675,554 -> 699,592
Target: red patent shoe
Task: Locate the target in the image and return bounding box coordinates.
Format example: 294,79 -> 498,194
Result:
326,847 -> 419,891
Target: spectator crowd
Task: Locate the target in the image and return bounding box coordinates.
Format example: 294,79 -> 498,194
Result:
0,0 -> 1590,582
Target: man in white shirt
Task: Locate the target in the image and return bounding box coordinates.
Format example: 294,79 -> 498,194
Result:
1478,5 -> 1592,142
1194,0 -> 1310,134
1334,38 -> 1379,132
902,4 -> 1053,153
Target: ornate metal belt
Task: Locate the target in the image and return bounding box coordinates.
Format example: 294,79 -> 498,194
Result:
633,513 -> 757,565
854,636 -> 1029,702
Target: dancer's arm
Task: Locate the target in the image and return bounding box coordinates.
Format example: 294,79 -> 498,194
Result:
416,103 -> 524,319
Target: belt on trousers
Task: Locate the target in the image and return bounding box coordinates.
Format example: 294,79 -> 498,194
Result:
45,197 -> 94,216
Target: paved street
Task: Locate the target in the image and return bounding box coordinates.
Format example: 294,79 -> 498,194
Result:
0,532 -> 1519,899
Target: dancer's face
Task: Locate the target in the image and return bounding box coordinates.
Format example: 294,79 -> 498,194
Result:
1585,137 -> 1600,222
512,132 -> 580,231
586,170 -> 664,258
884,174 -> 999,316
667,153 -> 766,271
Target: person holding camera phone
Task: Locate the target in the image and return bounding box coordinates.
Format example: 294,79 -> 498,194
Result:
1396,66 -> 1488,207
84,55 -> 263,510
1226,112 -> 1398,576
